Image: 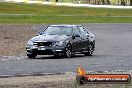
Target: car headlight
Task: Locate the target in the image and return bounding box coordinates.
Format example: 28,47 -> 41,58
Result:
27,40 -> 34,46
53,41 -> 64,46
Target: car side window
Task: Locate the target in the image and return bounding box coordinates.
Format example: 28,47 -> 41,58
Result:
79,26 -> 88,35
73,27 -> 80,35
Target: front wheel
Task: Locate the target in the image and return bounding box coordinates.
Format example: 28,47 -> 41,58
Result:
84,42 -> 95,56
27,54 -> 37,58
64,44 -> 72,58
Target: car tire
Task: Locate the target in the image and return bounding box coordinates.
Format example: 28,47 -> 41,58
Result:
64,44 -> 72,58
27,54 -> 37,58
84,42 -> 95,56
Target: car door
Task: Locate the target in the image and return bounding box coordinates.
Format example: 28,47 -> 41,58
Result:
78,26 -> 90,49
72,27 -> 82,52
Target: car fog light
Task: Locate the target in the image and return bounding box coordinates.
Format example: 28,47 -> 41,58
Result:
55,50 -> 62,51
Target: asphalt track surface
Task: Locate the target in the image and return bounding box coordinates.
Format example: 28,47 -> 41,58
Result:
0,23 -> 132,76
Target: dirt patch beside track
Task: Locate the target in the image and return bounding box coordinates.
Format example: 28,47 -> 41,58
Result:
0,25 -> 36,56
0,74 -> 75,88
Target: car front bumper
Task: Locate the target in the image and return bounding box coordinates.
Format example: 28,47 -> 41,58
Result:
26,45 -> 65,55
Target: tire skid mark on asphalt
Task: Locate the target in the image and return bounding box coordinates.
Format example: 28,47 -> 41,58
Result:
0,70 -> 131,78
0,72 -> 66,78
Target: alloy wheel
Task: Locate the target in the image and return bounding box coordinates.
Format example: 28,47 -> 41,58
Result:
65,44 -> 72,58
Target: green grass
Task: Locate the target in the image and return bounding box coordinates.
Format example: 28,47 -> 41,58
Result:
0,2 -> 132,23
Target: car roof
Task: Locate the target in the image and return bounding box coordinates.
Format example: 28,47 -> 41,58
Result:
50,24 -> 81,27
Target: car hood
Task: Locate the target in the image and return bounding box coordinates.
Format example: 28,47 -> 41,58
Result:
31,35 -> 69,42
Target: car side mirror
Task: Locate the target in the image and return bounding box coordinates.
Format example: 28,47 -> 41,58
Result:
72,34 -> 80,39
74,34 -> 80,37
36,32 -> 43,36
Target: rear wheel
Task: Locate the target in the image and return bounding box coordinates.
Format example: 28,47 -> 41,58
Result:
64,44 -> 72,58
27,54 -> 37,58
84,42 -> 95,56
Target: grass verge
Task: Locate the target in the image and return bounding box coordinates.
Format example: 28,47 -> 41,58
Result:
0,2 -> 132,23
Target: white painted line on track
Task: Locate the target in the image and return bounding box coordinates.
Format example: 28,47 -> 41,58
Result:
0,56 -> 25,61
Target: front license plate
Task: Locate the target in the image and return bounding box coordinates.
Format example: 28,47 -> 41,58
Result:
38,47 -> 46,50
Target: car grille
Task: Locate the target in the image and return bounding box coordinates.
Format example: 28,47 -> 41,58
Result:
34,42 -> 53,46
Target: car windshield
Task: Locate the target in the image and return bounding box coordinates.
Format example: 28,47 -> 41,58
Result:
42,26 -> 73,36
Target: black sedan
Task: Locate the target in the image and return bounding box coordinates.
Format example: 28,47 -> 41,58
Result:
26,25 -> 95,58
